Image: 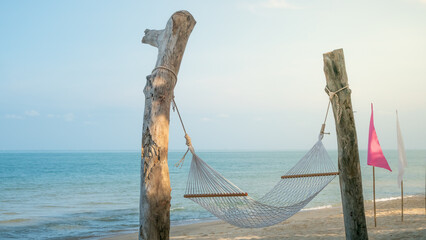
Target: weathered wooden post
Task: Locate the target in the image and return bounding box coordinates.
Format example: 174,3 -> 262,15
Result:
322,48 -> 368,239
139,11 -> 196,240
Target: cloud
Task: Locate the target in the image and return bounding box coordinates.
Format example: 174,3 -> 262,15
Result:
5,114 -> 24,119
4,110 -> 40,119
63,113 -> 75,122
201,117 -> 212,122
25,110 -> 40,117
218,113 -> 230,118
47,113 -> 75,122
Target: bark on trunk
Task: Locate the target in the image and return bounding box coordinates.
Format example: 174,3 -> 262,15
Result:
322,48 -> 368,240
139,11 -> 196,240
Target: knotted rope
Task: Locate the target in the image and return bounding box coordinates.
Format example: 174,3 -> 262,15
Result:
150,65 -> 192,167
172,98 -> 193,168
325,85 -> 350,122
151,65 -> 178,84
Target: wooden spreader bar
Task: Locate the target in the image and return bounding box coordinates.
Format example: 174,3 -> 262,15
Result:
184,192 -> 248,198
281,172 -> 339,179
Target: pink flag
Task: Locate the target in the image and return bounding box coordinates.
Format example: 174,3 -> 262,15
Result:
367,103 -> 392,171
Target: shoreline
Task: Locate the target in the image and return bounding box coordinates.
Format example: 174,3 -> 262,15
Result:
101,195 -> 425,240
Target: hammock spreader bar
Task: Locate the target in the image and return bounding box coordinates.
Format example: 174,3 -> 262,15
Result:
184,192 -> 248,198
281,171 -> 339,179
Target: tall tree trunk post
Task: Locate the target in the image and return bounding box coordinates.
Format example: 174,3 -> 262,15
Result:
139,11 -> 196,240
322,48 -> 368,240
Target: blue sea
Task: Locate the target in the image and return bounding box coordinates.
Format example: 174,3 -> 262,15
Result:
0,149 -> 425,239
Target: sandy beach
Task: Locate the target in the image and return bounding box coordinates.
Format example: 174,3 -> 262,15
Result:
101,195 -> 425,240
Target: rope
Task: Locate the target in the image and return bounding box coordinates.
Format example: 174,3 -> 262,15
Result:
172,98 -> 193,168
323,101 -> 331,126
149,65 -> 191,167
326,85 -> 348,100
325,85 -> 350,122
172,98 -> 188,135
152,66 -> 178,83
175,148 -> 189,168
318,101 -> 331,140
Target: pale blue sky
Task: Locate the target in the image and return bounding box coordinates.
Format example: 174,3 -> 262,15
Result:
1,0 -> 425,151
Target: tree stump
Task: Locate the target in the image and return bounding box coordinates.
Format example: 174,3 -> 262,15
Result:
139,11 -> 196,240
322,48 -> 368,240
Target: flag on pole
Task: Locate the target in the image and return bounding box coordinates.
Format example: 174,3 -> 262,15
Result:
367,103 -> 392,171
396,110 -> 407,187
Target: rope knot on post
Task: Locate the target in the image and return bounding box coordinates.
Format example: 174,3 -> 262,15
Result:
152,66 -> 178,85
325,85 -> 350,122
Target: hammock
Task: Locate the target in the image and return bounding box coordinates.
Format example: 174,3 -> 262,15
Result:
181,134 -> 338,228
158,66 -> 346,228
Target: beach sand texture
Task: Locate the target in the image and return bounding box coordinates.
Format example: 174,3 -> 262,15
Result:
102,195 -> 425,240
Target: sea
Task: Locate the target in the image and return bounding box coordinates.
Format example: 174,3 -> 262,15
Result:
0,149 -> 425,239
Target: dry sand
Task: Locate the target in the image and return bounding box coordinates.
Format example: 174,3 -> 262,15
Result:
102,195 -> 425,239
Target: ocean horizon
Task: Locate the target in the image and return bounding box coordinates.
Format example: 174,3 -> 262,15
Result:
1,149 -> 425,239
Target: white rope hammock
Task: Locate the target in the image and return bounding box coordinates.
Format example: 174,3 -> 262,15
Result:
154,66 -> 346,228
172,98 -> 339,228
182,136 -> 337,228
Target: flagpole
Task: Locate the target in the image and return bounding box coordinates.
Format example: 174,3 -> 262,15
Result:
401,180 -> 404,221
373,166 -> 376,227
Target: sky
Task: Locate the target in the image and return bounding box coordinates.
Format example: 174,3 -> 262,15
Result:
0,0 -> 425,151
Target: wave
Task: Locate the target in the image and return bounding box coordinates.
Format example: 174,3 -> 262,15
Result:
300,195 -> 416,212
375,195 -> 415,202
84,201 -> 116,205
0,218 -> 31,224
302,205 -> 333,211
1,212 -> 18,215
171,207 -> 185,212
41,205 -> 62,208
171,217 -> 218,226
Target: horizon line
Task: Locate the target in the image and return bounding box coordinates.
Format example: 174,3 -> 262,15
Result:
1,148 -> 425,152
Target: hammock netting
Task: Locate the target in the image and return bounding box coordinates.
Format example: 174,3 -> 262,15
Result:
183,136 -> 338,228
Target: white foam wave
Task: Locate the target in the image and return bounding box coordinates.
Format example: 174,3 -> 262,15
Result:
302,205 -> 333,211
375,195 -> 414,202
171,207 -> 185,211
